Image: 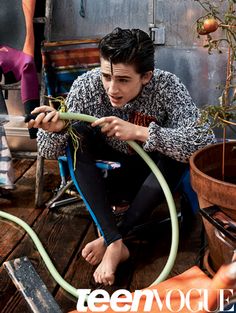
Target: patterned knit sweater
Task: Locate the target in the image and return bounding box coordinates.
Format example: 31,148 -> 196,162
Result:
37,68 -> 215,163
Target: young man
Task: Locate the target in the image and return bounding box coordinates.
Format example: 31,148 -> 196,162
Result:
29,28 -> 215,286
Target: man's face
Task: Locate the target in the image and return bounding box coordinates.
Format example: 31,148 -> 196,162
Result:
100,58 -> 152,108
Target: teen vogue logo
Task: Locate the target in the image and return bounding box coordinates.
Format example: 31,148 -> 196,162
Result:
76,288 -> 234,312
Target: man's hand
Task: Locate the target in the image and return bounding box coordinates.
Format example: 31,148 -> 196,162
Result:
91,116 -> 149,142
27,105 -> 66,133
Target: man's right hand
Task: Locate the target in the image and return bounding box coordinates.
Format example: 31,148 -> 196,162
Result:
27,105 -> 66,133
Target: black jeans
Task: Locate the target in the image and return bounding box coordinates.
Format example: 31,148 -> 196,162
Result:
67,122 -> 188,245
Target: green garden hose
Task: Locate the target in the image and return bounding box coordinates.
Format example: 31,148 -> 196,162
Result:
0,111 -> 179,299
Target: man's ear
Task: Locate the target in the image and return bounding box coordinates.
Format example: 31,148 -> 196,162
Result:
142,71 -> 153,85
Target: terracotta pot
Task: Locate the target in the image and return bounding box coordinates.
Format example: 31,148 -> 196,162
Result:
190,142 -> 236,271
190,141 -> 236,218
202,217 -> 235,272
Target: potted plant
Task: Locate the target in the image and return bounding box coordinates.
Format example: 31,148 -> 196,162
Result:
189,0 -> 236,273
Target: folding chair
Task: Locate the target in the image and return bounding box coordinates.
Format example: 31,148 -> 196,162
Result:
46,153 -> 121,209
36,38 -> 113,208
41,39 -> 100,99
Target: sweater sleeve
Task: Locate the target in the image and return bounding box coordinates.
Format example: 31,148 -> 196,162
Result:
143,74 -> 216,162
36,129 -> 69,159
36,69 -> 101,159
36,76 -> 85,159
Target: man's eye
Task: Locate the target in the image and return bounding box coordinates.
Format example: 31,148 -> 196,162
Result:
102,74 -> 111,80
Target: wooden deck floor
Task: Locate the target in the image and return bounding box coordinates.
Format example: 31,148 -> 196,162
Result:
0,158 -> 204,313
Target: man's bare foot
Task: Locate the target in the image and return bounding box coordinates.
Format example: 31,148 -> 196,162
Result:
93,239 -> 130,286
82,237 -> 107,265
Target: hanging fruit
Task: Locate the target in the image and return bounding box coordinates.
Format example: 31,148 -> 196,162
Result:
197,17 -> 219,35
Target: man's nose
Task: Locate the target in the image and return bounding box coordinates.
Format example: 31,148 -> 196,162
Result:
108,80 -> 119,93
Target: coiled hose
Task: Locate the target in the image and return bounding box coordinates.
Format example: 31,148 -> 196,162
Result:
0,112 -> 179,299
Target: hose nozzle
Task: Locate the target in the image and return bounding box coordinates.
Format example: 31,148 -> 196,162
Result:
24,113 -> 41,123
24,111 -> 52,123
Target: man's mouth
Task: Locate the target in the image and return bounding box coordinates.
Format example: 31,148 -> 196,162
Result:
109,95 -> 122,102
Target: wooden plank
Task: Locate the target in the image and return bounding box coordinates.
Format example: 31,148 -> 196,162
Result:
0,159 -> 59,214
0,208 -> 43,264
12,159 -> 35,182
55,224 -> 97,312
43,38 -> 100,48
128,202 -> 174,290
129,211 -> 203,291
0,156 -> 86,311
0,157 -> 204,313
4,256 -> 63,313
0,208 -> 91,312
12,152 -> 38,159
0,160 -> 44,211
0,157 -> 44,311
13,158 -> 60,208
37,159 -> 61,206
0,209 -> 43,312
35,156 -> 45,208
0,160 -> 45,264
129,233 -> 170,291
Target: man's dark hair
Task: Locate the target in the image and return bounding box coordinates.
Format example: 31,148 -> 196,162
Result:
99,27 -> 154,75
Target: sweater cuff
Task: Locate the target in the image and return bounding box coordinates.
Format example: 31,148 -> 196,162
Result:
143,122 -> 160,152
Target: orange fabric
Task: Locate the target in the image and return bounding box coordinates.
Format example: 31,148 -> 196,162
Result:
22,0 -> 36,56
69,266 -> 211,313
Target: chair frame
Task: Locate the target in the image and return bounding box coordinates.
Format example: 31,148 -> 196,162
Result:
35,38 -> 100,207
